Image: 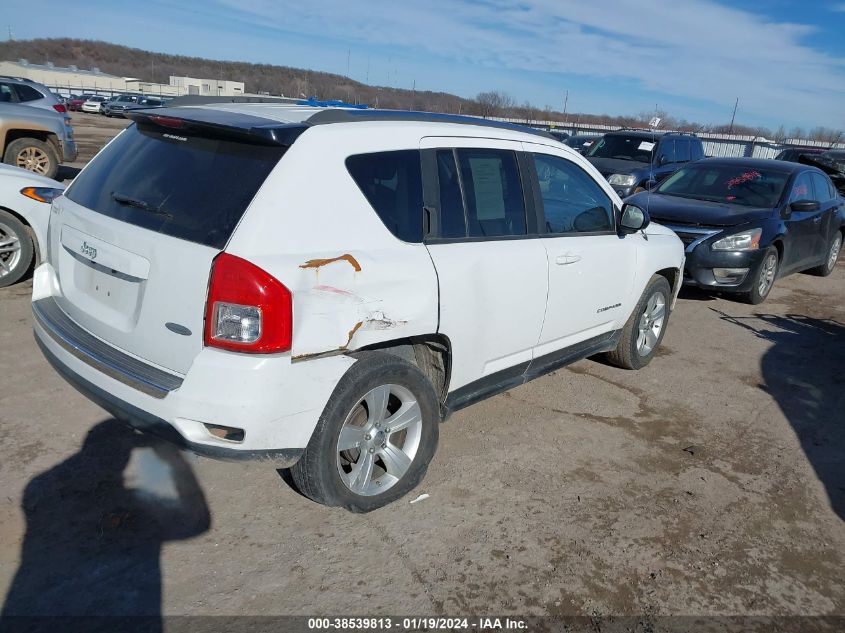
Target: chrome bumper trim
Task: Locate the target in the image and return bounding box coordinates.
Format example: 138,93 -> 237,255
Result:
32,297 -> 183,399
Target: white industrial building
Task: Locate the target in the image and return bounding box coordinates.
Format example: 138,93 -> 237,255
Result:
0,59 -> 245,97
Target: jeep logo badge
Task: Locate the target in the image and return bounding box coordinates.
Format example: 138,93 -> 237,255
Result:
80,242 -> 97,260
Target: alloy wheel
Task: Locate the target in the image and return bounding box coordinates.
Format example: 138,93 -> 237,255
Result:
335,384 -> 423,496
828,235 -> 842,272
758,252 -> 777,297
0,222 -> 22,278
636,291 -> 666,356
15,146 -> 51,175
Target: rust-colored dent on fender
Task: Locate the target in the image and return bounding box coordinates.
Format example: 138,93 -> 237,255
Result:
299,254 -> 362,272
345,321 -> 364,347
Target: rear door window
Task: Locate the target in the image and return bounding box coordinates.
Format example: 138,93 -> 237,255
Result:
435,150 -> 467,239
457,148 -> 527,237
346,150 -> 424,242
15,84 -> 44,102
64,123 -> 286,249
810,172 -> 833,202
674,138 -> 691,162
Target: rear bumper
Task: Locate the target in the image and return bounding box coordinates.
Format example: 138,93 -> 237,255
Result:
36,334 -> 304,465
32,265 -> 356,462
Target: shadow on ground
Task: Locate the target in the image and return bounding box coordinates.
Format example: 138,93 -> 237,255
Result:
713,309 -> 845,521
0,420 -> 210,632
56,165 -> 82,182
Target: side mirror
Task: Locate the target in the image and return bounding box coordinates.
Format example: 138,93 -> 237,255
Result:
790,200 -> 821,213
619,204 -> 650,234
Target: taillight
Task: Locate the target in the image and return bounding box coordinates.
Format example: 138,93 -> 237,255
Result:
204,253 -> 292,353
52,104 -> 67,113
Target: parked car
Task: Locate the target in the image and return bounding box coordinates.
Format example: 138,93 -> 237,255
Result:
774,147 -> 825,163
564,134 -> 602,155
66,94 -> 94,112
102,94 -> 143,117
547,129 -> 569,142
121,96 -> 166,113
32,105 -> 684,511
0,102 -> 77,179
627,158 -> 844,304
0,164 -> 64,287
586,129 -> 705,197
0,76 -> 67,114
81,95 -> 108,114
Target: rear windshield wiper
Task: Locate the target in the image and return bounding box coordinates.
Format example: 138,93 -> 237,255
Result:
112,192 -> 173,218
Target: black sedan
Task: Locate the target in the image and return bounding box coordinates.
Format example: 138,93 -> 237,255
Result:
627,158 -> 844,304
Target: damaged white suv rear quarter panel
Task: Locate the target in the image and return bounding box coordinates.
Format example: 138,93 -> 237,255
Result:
226,123 -> 439,360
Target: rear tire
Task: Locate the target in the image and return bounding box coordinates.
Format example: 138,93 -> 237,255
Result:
290,351 -> 440,512
0,210 -> 34,288
743,246 -> 778,304
3,138 -> 59,179
606,275 -> 672,370
808,231 -> 842,277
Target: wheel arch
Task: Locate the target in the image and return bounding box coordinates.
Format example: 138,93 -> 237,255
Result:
354,333 -> 452,405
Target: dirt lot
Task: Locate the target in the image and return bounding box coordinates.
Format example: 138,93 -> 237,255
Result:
1,114 -> 844,628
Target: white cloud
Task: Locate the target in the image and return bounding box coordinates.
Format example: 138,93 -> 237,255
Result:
217,0 -> 845,127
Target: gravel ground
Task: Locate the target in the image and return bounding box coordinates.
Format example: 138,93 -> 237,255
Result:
1,115 -> 843,628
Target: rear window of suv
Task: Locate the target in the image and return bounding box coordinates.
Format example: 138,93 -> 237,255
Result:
65,123 -> 286,249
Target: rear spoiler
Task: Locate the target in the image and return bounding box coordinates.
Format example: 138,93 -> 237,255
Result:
126,107 -> 308,146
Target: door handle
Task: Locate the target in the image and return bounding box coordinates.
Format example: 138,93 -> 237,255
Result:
555,254 -> 582,265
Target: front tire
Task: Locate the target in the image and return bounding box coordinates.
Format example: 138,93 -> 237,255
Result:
606,275 -> 672,370
744,246 -> 778,304
290,351 -> 440,512
808,231 -> 842,277
0,210 -> 35,288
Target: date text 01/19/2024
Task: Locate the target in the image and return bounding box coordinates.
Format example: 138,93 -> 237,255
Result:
306,617 -> 528,630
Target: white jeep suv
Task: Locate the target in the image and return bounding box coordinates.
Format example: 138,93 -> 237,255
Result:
32,103 -> 684,511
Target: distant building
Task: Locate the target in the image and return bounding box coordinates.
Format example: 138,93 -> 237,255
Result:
0,59 -> 245,97
169,76 -> 244,96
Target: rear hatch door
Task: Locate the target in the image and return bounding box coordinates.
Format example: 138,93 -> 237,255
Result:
50,112 -> 293,374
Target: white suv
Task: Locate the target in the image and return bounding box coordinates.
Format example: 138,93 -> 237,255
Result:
32,103 -> 684,511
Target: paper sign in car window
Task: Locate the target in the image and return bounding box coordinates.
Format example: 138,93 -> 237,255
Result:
638,141 -> 655,151
469,157 -> 506,219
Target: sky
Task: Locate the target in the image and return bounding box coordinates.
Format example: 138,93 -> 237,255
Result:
4,0 -> 845,131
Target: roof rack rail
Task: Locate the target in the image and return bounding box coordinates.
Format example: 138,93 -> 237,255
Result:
305,109 -> 557,140
167,95 -> 299,107
617,126 -> 698,137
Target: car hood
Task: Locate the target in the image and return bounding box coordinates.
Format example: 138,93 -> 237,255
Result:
586,156 -> 649,177
627,191 -> 773,227
0,163 -> 64,188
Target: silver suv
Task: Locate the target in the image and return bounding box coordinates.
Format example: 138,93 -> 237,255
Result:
0,76 -> 67,114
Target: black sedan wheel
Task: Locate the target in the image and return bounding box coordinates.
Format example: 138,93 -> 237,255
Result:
744,247 -> 778,305
809,232 -> 842,277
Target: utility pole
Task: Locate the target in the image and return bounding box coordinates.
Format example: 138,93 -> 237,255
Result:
562,90 -> 568,122
729,97 -> 739,134
365,56 -> 370,84
346,49 -> 350,77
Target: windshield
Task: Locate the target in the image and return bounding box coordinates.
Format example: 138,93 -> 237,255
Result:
588,135 -> 656,162
657,164 -> 789,207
